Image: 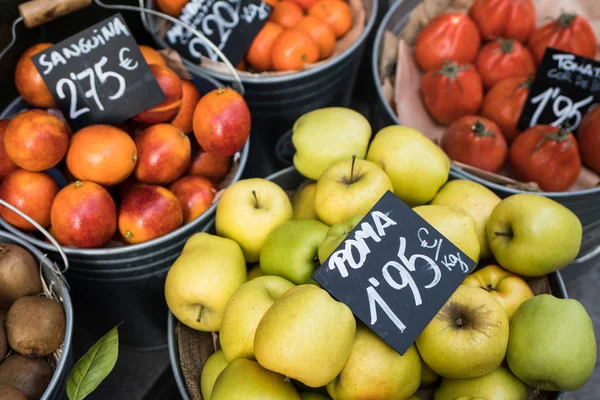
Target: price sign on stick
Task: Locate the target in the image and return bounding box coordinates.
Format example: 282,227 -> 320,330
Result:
517,48 -> 600,134
32,14 -> 165,132
166,0 -> 272,66
313,192 -> 477,355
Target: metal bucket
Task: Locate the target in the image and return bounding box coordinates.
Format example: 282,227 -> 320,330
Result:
167,166 -> 566,400
0,230 -> 74,400
0,71 -> 250,349
371,0 -> 600,283
144,0 -> 379,177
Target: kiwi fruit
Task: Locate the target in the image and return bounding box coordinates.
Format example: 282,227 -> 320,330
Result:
0,244 -> 42,309
0,309 -> 7,360
0,353 -> 52,400
0,384 -> 27,400
6,296 -> 65,357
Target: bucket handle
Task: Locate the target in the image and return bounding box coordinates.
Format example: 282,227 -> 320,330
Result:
0,199 -> 69,278
0,0 -> 245,95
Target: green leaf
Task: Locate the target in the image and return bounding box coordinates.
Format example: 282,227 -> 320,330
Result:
66,325 -> 120,400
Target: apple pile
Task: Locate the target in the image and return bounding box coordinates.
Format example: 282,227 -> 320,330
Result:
0,43 -> 250,248
410,0 -> 599,192
165,107 -> 596,399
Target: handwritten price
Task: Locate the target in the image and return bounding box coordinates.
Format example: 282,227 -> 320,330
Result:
529,87 -> 595,131
56,48 -> 138,120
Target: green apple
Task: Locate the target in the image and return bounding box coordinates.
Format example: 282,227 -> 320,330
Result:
216,178 -> 293,263
211,358 -> 300,400
420,360 -> 440,388
299,393 -> 331,400
220,276 -> 295,362
317,215 -> 362,264
433,367 -> 527,400
165,233 -> 247,331
431,180 -> 500,259
487,193 -> 582,276
413,205 -> 480,265
507,295 -> 596,391
292,182 -> 318,220
416,286 -> 508,379
367,125 -> 449,207
254,284 -> 356,388
260,220 -> 329,284
292,107 -> 371,180
461,264 -> 534,321
200,350 -> 229,400
315,157 -> 393,226
247,265 -> 264,280
327,325 -> 421,399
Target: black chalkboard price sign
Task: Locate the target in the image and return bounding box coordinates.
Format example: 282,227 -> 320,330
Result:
165,0 -> 272,66
31,14 -> 165,132
517,48 -> 600,134
313,191 -> 477,355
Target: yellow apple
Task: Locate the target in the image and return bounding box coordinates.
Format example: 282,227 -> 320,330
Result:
326,325 -> 421,399
420,360 -> 439,388
431,180 -> 501,260
366,125 -> 449,206
415,286 -> 509,379
165,233 -> 247,331
200,350 -> 229,400
433,367 -> 527,400
291,182 -> 318,220
462,264 -> 534,321
247,265 -> 264,280
216,178 -> 293,263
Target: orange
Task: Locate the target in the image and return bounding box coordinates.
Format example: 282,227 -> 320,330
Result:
296,15 -> 336,59
308,0 -> 352,38
247,22 -> 285,71
156,0 -> 188,17
139,45 -> 166,67
263,0 -> 278,6
271,30 -> 320,71
66,125 -> 138,186
14,43 -> 56,109
236,59 -> 247,71
288,0 -> 318,10
269,1 -> 305,29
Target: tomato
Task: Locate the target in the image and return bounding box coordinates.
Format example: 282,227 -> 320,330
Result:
475,39 -> 535,89
246,22 -> 284,71
421,61 -> 484,125
271,30 -> 319,71
269,1 -> 304,29
441,116 -> 508,173
480,75 -> 532,142
414,13 -> 481,72
469,0 -> 536,43
308,0 -> 353,38
296,15 -> 336,59
528,13 -> 597,65
509,125 -> 581,191
576,105 -> 600,174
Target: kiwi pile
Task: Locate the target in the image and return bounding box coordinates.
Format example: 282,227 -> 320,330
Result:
0,243 -> 66,400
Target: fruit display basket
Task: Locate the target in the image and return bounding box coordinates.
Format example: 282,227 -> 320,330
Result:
166,166 -> 573,400
0,224 -> 73,400
143,0 -> 378,176
371,0 -> 600,283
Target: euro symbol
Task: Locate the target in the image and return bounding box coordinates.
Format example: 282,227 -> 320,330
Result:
119,47 -> 139,71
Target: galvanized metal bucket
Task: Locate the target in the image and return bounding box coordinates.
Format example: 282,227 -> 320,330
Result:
371,0 -> 600,283
0,70 -> 250,349
143,0 -> 379,177
0,229 -> 74,400
167,166 -> 566,400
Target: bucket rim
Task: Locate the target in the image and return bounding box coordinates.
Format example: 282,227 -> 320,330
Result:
144,0 -> 379,85
370,0 -> 600,199
0,230 -> 74,400
0,97 -> 250,257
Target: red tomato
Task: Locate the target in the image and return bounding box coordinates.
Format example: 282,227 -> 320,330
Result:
480,75 -> 532,142
421,61 -> 484,125
576,105 -> 600,174
528,13 -> 597,65
509,125 -> 581,191
414,13 -> 481,72
441,116 -> 508,173
469,0 -> 536,43
475,39 -> 535,89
